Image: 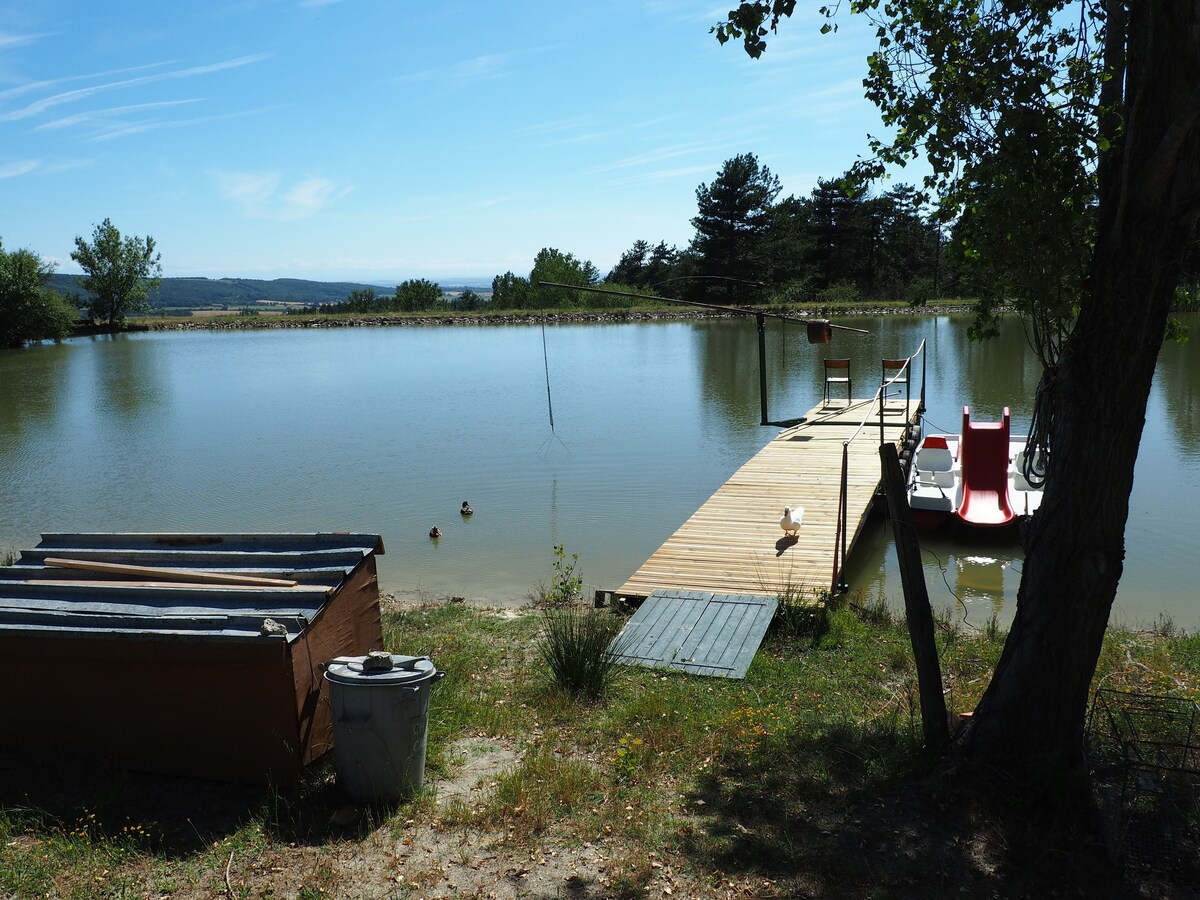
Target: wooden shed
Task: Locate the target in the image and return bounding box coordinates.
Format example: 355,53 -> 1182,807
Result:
0,532 -> 385,785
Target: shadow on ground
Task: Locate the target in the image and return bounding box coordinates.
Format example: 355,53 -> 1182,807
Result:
0,746 -> 380,857
680,722 -> 1192,900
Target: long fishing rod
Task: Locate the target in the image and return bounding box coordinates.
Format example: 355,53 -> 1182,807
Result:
536,281 -> 870,334
537,279 -> 870,426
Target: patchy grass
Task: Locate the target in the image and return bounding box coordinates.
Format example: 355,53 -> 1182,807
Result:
1,594 -> 1196,898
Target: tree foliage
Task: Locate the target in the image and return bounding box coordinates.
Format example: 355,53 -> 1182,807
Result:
0,240 -> 76,347
70,218 -> 162,327
491,271 -> 533,310
660,159 -> 942,304
531,247 -> 599,308
716,1 -> 1200,773
605,240 -> 683,289
394,278 -> 443,312
689,152 -> 780,302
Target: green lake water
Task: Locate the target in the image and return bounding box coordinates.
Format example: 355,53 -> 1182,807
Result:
1,313 -> 1196,629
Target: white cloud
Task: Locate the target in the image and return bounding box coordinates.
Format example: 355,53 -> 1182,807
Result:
391,52 -> 513,87
280,177 -> 351,220
0,159 -> 38,178
34,99 -> 202,132
0,30 -> 49,52
0,53 -> 270,122
214,170 -> 350,220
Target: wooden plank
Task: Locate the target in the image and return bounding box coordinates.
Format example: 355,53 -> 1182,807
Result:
20,579 -> 316,592
44,557 -> 300,588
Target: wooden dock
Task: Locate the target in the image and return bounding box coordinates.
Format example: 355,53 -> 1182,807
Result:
616,396 -> 920,602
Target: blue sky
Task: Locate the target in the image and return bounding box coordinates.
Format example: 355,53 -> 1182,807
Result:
1,1 -> 916,284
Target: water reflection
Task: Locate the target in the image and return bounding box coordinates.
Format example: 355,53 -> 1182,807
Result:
88,334 -> 164,420
0,314 -> 1195,628
1155,330 -> 1200,456
0,342 -> 73,443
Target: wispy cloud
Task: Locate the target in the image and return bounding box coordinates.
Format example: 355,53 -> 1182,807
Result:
34,99 -> 202,132
214,170 -> 352,221
280,178 -> 350,219
0,30 -> 50,52
512,116 -> 593,138
607,163 -> 718,188
0,53 -> 271,122
0,159 -> 39,178
583,137 -> 743,175
391,52 -> 514,87
0,62 -> 174,104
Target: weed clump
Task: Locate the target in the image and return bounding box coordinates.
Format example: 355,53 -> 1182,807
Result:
539,604 -> 626,700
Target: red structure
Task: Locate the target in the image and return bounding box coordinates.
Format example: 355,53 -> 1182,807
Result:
955,406 -> 1016,527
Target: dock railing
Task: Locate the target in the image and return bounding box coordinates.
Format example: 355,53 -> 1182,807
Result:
831,340 -> 926,592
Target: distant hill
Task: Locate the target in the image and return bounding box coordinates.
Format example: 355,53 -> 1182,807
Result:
49,275 -> 395,310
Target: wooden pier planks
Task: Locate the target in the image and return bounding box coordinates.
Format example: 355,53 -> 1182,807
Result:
616,397 -> 919,602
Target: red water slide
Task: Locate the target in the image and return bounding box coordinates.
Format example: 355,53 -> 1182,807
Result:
955,406 -> 1016,527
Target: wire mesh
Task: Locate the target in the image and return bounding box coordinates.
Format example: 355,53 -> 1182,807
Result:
1086,689 -> 1200,880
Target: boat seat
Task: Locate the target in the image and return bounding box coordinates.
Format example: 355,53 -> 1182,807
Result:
915,445 -> 954,472
914,437 -> 956,490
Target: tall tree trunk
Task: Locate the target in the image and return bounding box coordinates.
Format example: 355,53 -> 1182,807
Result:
964,0 -> 1200,770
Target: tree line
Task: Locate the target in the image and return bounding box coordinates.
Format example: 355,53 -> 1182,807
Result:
1,219 -> 161,348
289,279 -> 470,315
485,155 -> 957,313
490,151 -> 1198,314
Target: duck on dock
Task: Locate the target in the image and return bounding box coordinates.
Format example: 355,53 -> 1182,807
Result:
779,505 -> 804,539
460,501 -> 473,517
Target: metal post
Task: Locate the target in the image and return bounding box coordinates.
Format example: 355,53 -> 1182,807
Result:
920,349 -> 927,414
757,313 -> 768,426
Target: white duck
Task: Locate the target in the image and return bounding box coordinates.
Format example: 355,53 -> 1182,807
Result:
779,505 -> 804,538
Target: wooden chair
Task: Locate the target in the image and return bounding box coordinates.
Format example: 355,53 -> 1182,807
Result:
823,358 -> 852,406
881,358 -> 910,413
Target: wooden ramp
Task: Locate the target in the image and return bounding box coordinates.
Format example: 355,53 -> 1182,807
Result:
616,396 -> 919,602
610,589 -> 778,679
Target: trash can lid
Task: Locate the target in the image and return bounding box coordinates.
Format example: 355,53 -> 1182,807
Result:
323,653 -> 437,685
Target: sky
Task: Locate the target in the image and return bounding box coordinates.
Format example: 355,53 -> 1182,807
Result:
0,1 -> 921,284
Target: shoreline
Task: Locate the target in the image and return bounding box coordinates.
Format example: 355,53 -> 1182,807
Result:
131,302 -> 988,332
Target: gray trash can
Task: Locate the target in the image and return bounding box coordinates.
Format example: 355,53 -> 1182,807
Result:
323,652 -> 443,804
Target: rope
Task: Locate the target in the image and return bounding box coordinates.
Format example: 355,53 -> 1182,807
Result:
1021,365 -> 1054,489
541,315 -> 555,433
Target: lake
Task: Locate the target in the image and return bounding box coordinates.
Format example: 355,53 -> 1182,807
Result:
1,313 -> 1196,630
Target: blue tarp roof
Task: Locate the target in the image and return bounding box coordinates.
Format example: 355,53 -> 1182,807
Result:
0,532 -> 384,643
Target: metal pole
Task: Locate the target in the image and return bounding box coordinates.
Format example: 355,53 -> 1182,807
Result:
757,313 -> 768,426
920,348 -> 927,414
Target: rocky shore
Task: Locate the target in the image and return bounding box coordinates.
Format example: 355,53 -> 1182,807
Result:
142,303 -> 985,331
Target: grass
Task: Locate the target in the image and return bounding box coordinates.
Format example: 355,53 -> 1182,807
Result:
537,604 -> 627,699
2,594 -> 1197,898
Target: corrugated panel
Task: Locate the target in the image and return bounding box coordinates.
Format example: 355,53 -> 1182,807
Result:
609,588 -> 778,679
0,532 -> 383,642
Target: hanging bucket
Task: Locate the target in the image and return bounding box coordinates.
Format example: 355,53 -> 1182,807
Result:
806,320 -> 833,344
